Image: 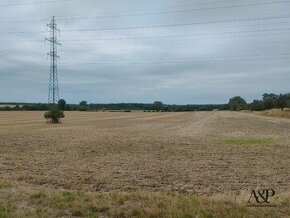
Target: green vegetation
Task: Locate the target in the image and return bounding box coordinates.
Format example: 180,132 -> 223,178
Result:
44,107 -> 65,123
224,138 -> 274,145
227,92 -> 290,112
79,100 -> 88,111
0,201 -> 15,218
2,92 -> 290,112
228,96 -> 248,111
0,182 -> 12,190
153,101 -> 164,112
0,188 -> 288,218
57,99 -> 66,110
250,93 -> 290,111
0,101 -> 228,112
0,98 -> 227,112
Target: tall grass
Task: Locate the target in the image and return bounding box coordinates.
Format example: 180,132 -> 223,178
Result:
0,186 -> 288,218
255,109 -> 290,119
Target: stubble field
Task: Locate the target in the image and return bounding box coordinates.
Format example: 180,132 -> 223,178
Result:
0,111 -> 289,217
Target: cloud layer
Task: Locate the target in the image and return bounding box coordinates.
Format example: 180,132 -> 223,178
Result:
1,0 -> 290,104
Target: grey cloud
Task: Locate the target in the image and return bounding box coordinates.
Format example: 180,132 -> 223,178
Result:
1,0 -> 290,104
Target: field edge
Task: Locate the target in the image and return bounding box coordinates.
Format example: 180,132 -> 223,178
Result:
0,182 -> 289,218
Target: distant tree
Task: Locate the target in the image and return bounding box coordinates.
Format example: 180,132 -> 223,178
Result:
79,101 -> 88,111
58,99 -> 66,110
4,106 -> 11,111
44,107 -> 65,123
228,96 -> 247,111
14,105 -> 21,111
286,94 -> 290,108
79,101 -> 88,107
262,93 -> 277,110
262,93 -> 276,100
276,94 -> 287,111
154,101 -> 164,112
22,103 -> 49,111
163,106 -> 170,112
250,100 -> 265,111
264,98 -> 274,110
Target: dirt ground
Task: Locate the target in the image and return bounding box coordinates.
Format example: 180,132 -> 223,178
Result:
0,111 -> 289,197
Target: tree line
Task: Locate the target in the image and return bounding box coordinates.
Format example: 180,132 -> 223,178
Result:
0,100 -> 228,112
229,93 -> 290,111
1,92 -> 289,112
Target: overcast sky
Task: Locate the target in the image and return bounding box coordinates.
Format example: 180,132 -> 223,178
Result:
0,0 -> 290,104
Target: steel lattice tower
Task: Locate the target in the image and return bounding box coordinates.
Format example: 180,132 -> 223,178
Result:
46,16 -> 61,106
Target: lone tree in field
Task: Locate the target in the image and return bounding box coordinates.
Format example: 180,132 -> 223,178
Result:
228,96 -> 247,111
44,107 -> 65,123
44,103 -> 65,124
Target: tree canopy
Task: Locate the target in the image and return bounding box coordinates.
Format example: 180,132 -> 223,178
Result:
58,99 -> 67,110
153,101 -> 164,112
228,96 -> 247,111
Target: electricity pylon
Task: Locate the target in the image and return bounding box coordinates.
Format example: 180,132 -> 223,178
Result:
46,16 -> 61,107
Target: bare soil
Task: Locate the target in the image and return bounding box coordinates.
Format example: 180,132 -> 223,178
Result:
0,111 -> 289,196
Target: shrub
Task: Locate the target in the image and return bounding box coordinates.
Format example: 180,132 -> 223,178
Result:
44,108 -> 65,123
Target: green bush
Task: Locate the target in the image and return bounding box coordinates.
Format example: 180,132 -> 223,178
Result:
44,108 -> 65,123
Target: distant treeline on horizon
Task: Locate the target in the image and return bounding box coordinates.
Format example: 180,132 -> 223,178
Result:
0,102 -> 228,112
1,92 -> 289,112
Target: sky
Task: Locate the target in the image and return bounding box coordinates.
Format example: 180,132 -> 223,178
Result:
0,0 -> 290,104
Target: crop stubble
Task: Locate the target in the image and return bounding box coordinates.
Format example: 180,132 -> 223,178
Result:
0,111 -> 289,195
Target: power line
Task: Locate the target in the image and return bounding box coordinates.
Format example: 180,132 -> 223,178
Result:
1,38 -> 290,51
1,1 -> 290,23
59,53 -> 290,64
0,30 -> 46,35
59,57 -> 290,66
1,15 -> 290,31
12,55 -> 288,66
65,39 -> 290,48
2,53 -> 290,69
0,0 -> 70,7
61,28 -> 290,42
126,0 -> 234,10
56,0 -> 290,20
59,53 -> 290,61
62,15 -> 290,32
40,29 -> 285,47
3,57 -> 290,67
1,21 -> 290,36
57,0 -> 234,18
0,0 -> 229,24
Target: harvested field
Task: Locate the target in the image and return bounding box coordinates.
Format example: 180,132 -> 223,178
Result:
253,108 -> 290,119
0,111 -> 289,217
